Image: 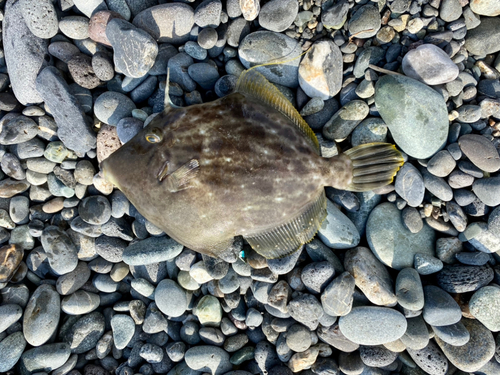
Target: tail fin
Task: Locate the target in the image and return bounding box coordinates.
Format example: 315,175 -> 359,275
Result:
344,143 -> 404,192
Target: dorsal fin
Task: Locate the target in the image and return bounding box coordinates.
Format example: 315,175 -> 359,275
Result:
236,69 -> 320,154
164,68 -> 181,112
244,189 -> 327,259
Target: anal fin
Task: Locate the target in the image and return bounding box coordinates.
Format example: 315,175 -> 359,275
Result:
244,190 -> 327,259
164,159 -> 200,192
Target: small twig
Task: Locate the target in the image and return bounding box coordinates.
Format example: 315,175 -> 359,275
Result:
368,64 -> 405,76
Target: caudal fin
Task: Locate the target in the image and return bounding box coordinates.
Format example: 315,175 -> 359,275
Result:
344,142 -> 404,192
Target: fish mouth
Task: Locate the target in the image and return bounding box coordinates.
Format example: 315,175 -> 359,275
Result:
157,159 -> 169,182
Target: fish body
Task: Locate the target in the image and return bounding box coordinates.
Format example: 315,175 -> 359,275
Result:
102,70 -> 403,258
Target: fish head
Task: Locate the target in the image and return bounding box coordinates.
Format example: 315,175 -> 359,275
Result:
100,110 -> 175,192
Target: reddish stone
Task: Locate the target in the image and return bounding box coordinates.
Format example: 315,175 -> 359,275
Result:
89,11 -> 123,46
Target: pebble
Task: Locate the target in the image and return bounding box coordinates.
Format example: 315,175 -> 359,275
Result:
422,285 -> 462,326
435,318 -> 496,372
344,246 -> 397,307
132,3 -> 194,44
465,17 -> 500,56
366,202 -> 435,270
317,199 -> 360,249
469,286 -> 500,331
375,74 -> 449,159
348,5 -> 381,39
436,264 -> 494,293
473,177 -> 500,207
395,268 -> 424,311
35,67 -> 96,154
458,134 -> 500,173
301,261 -> 335,294
0,116 -> 38,145
258,0 -> 299,32
3,0 -> 49,105
59,16 -> 91,40
106,18 -> 158,78
79,196 -> 112,225
19,0 -> 59,39
41,225 -> 78,275
185,346 -> 232,374
20,342 -> 71,374
0,244 -> 24,283
155,279 -> 187,317
122,236 -> 183,265
338,306 -> 407,345
0,303 -> 22,334
62,311 -> 105,354
188,63 -> 220,90
111,314 -> 135,350
406,340 -> 449,375
323,100 -> 369,142
414,253 -> 443,275
470,0 -> 500,16
194,0 -> 221,28
402,44 -> 459,85
94,91 -> 137,126
298,40 -> 342,100
287,293 -> 324,329
427,150 -> 456,177
432,321 -> 470,346
0,331 -> 26,372
359,345 -> 398,368
238,31 -> 301,88
194,295 -> 222,326
68,54 -> 102,90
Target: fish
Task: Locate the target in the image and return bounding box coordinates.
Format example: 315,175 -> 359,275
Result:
101,69 -> 404,259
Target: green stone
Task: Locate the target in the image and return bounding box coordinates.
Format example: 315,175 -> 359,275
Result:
44,142 -> 69,163
375,75 -> 449,159
230,346 -> 255,365
193,295 -> 222,326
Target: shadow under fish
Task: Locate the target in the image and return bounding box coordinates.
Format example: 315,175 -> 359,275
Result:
101,69 -> 404,259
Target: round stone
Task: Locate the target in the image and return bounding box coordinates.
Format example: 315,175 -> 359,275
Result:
301,261 -> 335,294
469,286 -> 500,331
298,40 -> 343,100
56,261 -> 91,295
470,0 -> 500,16
402,44 -> 459,85
339,306 -> 407,345
286,324 -> 312,352
317,199 -> 360,249
427,150 -> 456,177
422,285 -> 462,326
155,279 -> 187,317
79,196 -> 112,225
435,318 -> 496,373
366,202 -> 435,270
375,74 -> 449,159
41,226 -> 78,275
258,0 -> 298,32
458,134 -> 500,173
465,17 -> 500,56
348,5 -> 381,39
68,54 -> 102,90
94,91 -> 136,126
59,16 -> 90,40
185,346 -> 232,375
194,295 -> 222,326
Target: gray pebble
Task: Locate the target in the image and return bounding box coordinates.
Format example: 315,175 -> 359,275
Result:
407,340 -> 449,375
185,346 -> 232,375
94,91 -> 137,126
422,285 -> 462,326
155,279 -> 187,317
432,321 -> 470,346
111,314 -> 135,350
20,342 -> 71,374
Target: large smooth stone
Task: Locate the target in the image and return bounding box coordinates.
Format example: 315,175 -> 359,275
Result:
375,74 -> 449,159
366,202 -> 435,270
23,284 -> 60,346
339,306 -> 407,345
465,17 -> 500,56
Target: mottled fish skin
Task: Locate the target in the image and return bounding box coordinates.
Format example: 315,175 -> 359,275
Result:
102,93 -> 350,256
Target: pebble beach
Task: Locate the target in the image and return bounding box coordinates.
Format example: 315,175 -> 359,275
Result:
0,0 -> 500,374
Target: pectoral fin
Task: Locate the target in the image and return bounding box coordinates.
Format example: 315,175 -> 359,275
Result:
244,190 -> 327,259
164,159 -> 200,192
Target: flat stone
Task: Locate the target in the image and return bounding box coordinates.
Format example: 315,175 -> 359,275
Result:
473,177 -> 500,207
0,303 -> 23,334
258,0 -> 299,32
35,67 -> 96,154
20,343 -> 71,374
366,202 -> 436,270
194,295 -> 222,326
465,17 -> 500,56
106,18 -> 158,78
94,91 -> 136,126
19,0 -> 59,39
41,225 -> 78,275
321,271 -> 355,316
470,0 -> 500,16
111,314 -> 135,350
62,311 -> 105,353
436,264 -> 494,293
459,134 -> 500,173
375,74 -> 448,159
469,286 -> 500,331
298,40 -> 342,100
435,318 -> 496,373
0,116 -> 38,145
23,284 -> 60,346
422,285 -> 462,326
348,5 -> 381,39
122,236 -> 183,265
401,315 -> 429,350
155,279 -> 187,317
402,44 -> 459,85
132,3 -> 194,44
185,346 -> 232,375
317,199 -> 360,249
0,332 -> 26,372
407,340 -> 448,375
432,321 -> 470,346
323,100 -> 369,142
3,0 -> 49,105
89,11 -> 123,46
339,306 -> 407,345
59,16 -> 90,40
344,246 -> 397,306
68,54 -> 102,90
396,268 -> 424,311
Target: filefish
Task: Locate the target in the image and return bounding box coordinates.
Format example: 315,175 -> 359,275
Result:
101,69 -> 404,259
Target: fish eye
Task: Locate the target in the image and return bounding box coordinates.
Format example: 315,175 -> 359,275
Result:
145,128 -> 163,143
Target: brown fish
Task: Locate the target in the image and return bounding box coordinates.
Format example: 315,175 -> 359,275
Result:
101,70 -> 404,259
